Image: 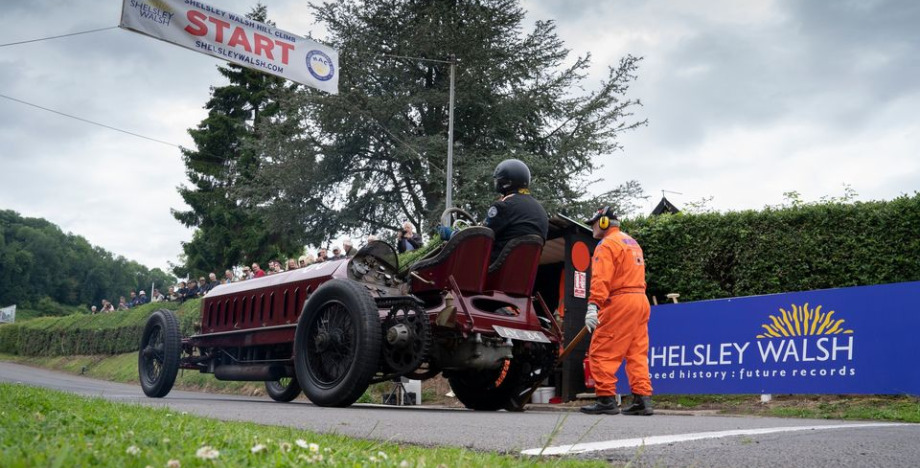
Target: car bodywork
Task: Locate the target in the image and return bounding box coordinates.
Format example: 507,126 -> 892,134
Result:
138,218 -> 596,410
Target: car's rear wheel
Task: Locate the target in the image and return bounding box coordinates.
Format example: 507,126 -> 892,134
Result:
447,359 -> 523,411
138,309 -> 181,398
294,279 -> 381,407
265,376 -> 302,402
449,341 -> 558,411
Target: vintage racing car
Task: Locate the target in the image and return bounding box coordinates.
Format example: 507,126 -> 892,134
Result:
138,212 -> 594,410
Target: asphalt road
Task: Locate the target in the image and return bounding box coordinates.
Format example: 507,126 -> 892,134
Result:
2,361 -> 917,467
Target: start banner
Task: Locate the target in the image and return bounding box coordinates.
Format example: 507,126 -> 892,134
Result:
119,0 -> 339,94
613,281 -> 920,395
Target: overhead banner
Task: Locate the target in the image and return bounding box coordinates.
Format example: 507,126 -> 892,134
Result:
610,282 -> 920,395
119,0 -> 339,94
0,305 -> 15,324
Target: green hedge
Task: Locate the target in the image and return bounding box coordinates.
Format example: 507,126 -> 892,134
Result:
0,300 -> 201,357
626,194 -> 920,302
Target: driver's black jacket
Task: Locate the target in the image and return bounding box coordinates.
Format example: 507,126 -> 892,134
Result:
483,189 -> 549,262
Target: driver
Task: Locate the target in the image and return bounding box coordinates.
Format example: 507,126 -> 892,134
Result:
483,159 -> 549,262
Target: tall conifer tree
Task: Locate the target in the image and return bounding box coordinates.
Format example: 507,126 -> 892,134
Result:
173,5 -> 302,276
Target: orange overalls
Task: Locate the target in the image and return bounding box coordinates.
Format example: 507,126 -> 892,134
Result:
587,226 -> 653,397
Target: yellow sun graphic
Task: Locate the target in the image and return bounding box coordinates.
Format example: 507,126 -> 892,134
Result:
148,0 -> 172,12
756,303 -> 853,339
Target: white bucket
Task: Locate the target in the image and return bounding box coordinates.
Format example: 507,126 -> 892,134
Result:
531,387 -> 555,404
403,379 -> 422,404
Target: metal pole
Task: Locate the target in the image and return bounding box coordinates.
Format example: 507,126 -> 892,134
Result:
445,54 -> 456,211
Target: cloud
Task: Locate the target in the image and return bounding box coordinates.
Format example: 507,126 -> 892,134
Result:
522,0 -> 920,213
1,0 -> 917,271
0,0 -> 316,271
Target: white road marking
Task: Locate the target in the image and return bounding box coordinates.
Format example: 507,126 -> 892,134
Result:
522,423 -> 913,456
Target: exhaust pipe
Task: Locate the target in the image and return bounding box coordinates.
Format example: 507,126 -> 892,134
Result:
214,365 -> 288,381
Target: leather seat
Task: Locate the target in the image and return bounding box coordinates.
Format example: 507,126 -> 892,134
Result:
484,234 -> 544,297
408,227 -> 494,293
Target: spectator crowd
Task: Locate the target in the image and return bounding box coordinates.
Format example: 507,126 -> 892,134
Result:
89,239 -> 364,314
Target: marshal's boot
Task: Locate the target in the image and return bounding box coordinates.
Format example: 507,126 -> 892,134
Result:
621,394 -> 654,415
580,396 -> 620,415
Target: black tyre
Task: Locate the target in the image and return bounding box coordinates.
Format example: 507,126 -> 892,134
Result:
294,279 -> 382,407
138,309 -> 181,398
447,360 -> 523,411
265,376 -> 302,402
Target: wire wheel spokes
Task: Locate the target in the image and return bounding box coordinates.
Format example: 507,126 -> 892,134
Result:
306,302 -> 357,387
141,325 -> 165,384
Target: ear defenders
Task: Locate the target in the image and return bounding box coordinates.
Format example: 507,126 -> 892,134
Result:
598,206 -> 611,230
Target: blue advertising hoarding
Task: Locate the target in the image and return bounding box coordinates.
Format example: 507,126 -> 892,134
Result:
615,281 -> 920,394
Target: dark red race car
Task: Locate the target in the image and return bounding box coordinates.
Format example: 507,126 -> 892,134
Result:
138,212 -> 594,410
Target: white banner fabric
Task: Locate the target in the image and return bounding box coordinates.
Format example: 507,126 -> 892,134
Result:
120,0 -> 339,94
0,305 -> 15,323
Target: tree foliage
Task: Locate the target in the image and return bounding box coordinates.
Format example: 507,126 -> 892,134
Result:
247,0 -> 646,244
0,210 -> 175,312
172,5 -> 303,277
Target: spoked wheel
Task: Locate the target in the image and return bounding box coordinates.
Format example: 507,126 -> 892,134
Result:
265,376 -> 302,402
294,279 -> 381,407
138,309 -> 181,398
447,359 -> 522,411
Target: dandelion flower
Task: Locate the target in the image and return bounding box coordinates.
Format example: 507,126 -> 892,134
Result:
126,445 -> 140,455
196,446 -> 220,460
280,442 -> 292,453
166,459 -> 181,468
310,443 -> 320,453
251,444 -> 267,454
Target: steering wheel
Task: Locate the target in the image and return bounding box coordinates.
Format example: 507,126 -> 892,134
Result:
440,207 -> 477,229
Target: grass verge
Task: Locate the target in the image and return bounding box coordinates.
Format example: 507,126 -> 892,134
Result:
653,394 -> 920,423
0,383 -> 605,467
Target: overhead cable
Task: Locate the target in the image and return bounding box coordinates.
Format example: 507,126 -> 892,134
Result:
0,26 -> 118,48
0,92 -> 177,147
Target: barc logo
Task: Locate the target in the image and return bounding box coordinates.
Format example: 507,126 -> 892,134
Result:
756,303 -> 853,339
306,50 -> 335,81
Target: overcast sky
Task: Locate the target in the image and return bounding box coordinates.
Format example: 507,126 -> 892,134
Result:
1,0 -> 917,272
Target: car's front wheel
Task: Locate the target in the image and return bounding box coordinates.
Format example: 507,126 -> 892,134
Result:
293,279 -> 381,407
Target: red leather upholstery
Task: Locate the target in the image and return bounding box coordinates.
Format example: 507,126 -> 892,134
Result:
408,227 -> 494,293
484,234 -> 544,297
